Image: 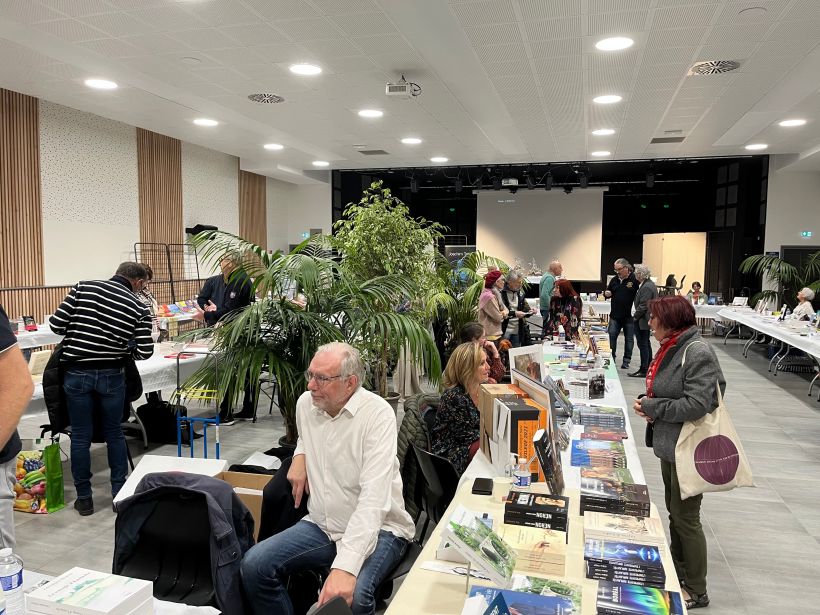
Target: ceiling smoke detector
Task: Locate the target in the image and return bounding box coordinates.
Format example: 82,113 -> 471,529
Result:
687,60 -> 741,75
248,93 -> 285,104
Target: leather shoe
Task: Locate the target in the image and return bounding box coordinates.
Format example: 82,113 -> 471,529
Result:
628,369 -> 647,378
74,497 -> 94,516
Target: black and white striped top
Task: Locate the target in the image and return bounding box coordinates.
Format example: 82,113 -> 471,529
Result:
49,276 -> 154,365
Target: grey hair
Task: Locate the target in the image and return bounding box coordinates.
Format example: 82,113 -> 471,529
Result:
615,258 -> 631,270
314,342 -> 365,389
115,262 -> 148,280
549,260 -> 562,274
634,263 -> 651,279
801,287 -> 816,301
506,270 -> 522,283
220,251 -> 242,265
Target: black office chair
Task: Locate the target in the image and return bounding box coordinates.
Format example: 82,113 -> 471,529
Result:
411,444 -> 460,541
312,597 -> 353,615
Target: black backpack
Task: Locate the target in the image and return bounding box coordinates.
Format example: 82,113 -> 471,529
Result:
135,398 -> 189,444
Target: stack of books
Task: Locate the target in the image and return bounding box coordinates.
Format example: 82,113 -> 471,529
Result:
583,511 -> 666,549
584,539 -> 666,588
582,425 -> 628,440
504,490 -> 569,531
580,480 -> 651,518
465,585 -> 578,615
500,523 -> 567,576
595,581 -> 683,615
571,439 -> 628,468
577,405 -> 627,430
25,567 -> 153,615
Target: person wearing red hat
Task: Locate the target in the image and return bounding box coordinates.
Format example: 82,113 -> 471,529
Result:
478,270 -> 508,341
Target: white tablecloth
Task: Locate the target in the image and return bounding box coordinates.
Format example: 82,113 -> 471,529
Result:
717,308 -> 820,359
15,327 -> 63,349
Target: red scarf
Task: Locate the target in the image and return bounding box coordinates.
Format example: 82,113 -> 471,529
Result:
645,329 -> 687,397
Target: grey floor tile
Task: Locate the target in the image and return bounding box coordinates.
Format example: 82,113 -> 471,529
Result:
730,566 -> 820,613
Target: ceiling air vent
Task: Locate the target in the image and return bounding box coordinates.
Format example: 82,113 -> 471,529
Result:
247,93 -> 285,104
650,136 -> 686,144
687,60 -> 740,75
358,149 -> 389,155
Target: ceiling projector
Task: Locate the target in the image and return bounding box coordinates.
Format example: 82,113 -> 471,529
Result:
501,178 -> 519,187
385,81 -> 413,97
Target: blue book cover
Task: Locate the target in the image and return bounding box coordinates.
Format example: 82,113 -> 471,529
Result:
584,539 -> 663,567
595,581 -> 684,615
469,585 -> 577,614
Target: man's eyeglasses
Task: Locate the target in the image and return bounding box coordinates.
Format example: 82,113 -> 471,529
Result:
304,371 -> 345,386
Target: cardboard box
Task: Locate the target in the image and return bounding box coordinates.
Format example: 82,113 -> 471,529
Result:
217,471 -> 274,540
493,398 -> 549,481
478,383 -> 528,458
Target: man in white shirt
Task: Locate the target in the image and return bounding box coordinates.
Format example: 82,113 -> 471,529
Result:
241,342 -> 415,615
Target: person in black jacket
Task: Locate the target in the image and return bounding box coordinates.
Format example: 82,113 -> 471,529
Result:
604,258 -> 638,369
194,252 -> 255,424
500,271 -> 536,348
0,304 -> 34,547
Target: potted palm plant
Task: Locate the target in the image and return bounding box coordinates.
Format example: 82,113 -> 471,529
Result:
332,180 -> 445,400
739,250 -> 820,309
185,231 -> 441,444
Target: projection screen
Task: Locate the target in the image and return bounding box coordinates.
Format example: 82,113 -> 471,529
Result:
476,188 -> 605,281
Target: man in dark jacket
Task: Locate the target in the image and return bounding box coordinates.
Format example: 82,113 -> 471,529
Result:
605,258 -> 638,369
194,252 -> 254,424
49,262 -> 154,516
630,263 -> 658,377
0,304 -> 34,547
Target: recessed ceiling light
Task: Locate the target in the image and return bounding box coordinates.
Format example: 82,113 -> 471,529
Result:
263,143 -> 284,150
430,156 -> 448,163
745,143 -> 768,150
358,109 -> 383,118
312,160 -> 330,167
401,137 -> 422,144
592,128 -> 616,136
193,118 -> 218,127
180,56 -> 201,66
591,151 -> 611,157
84,78 -> 118,90
289,63 -> 322,75
593,94 -> 622,104
595,37 -> 634,51
778,119 -> 806,127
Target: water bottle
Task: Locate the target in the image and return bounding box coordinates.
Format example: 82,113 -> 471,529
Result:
558,329 -> 566,343
0,548 -> 23,615
512,455 -> 531,490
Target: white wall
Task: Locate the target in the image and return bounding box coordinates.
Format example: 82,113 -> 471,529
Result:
765,155 -> 820,253
39,101 -> 139,285
642,232 -> 706,289
265,179 -> 332,252
182,142 -> 239,237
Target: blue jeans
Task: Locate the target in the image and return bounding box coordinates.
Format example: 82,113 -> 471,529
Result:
634,327 -> 652,371
608,316 -> 635,365
63,368 -> 128,499
241,520 -> 408,615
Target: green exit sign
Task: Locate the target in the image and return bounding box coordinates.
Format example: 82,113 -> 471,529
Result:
801,231 -> 813,238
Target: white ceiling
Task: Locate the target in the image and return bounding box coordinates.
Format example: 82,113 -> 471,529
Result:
2,0 -> 820,182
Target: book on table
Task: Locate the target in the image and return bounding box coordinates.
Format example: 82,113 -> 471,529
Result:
584,539 -> 666,588
583,511 -> 666,548
25,567 -> 153,615
467,585 -> 579,615
580,481 -> 651,517
499,524 -> 567,576
533,425 -> 565,495
595,581 -> 683,615
443,505 -> 517,587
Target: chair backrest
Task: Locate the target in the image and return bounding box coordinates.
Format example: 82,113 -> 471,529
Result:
411,444 -> 460,525
420,404 -> 438,445
312,596 -> 353,615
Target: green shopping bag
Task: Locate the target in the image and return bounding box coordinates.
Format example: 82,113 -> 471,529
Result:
13,440 -> 65,514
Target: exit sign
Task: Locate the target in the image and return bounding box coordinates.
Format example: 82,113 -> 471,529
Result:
801,231 -> 813,238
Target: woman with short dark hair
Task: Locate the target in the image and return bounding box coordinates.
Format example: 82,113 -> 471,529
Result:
633,295 -> 725,610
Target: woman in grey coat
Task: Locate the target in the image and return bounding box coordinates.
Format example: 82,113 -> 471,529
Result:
633,295 -> 725,610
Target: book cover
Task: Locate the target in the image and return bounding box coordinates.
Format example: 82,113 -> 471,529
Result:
581,483 -> 650,506
443,505 -> 516,587
25,567 -> 153,615
595,581 -> 683,615
583,512 -> 666,547
510,576 -> 582,612
469,585 -> 577,615
503,515 -> 567,532
580,467 -> 634,483
506,490 -> 569,516
500,525 -> 567,563
584,540 -> 663,568
533,427 -> 565,496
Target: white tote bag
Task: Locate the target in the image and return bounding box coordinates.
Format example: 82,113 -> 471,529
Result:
674,343 -> 754,499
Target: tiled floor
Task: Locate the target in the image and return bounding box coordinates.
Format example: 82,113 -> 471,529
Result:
11,335 -> 820,614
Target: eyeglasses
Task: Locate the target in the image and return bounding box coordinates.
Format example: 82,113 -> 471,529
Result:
304,370 -> 345,386
614,266 -> 624,272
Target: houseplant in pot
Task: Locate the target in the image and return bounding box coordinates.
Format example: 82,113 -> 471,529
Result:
184,231 -> 439,444
738,250 -> 820,310
332,180 -> 445,401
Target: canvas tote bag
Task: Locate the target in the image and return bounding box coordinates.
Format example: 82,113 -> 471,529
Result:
674,341 -> 754,499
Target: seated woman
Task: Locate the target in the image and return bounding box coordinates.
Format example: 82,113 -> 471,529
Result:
431,342 -> 490,474
478,270 -> 508,342
792,287 -> 816,320
460,321 -> 505,383
552,279 -> 583,339
686,281 -> 707,305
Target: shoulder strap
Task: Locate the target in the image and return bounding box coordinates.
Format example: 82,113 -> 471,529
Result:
681,339 -> 708,366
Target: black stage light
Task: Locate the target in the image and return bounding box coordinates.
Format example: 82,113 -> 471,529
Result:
545,172 -> 553,191
410,176 -> 419,193
579,169 -> 588,189
563,185 -> 573,194
493,176 -> 502,190
454,176 -> 463,192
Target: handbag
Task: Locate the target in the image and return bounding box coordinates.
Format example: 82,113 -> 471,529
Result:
13,439 -> 65,514
674,380 -> 754,499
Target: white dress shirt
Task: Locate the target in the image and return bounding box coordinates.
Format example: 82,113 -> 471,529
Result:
792,301 -> 815,320
293,387 -> 416,576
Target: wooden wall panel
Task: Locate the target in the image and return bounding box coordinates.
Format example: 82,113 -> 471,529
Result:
0,285 -> 72,322
137,128 -> 183,282
239,170 -> 267,249
0,89 -> 44,289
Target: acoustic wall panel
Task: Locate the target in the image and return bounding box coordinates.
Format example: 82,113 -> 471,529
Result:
239,169 -> 267,250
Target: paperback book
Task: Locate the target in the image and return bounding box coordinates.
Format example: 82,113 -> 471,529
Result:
443,505 -> 517,587
499,524 -> 567,576
583,512 -> 666,548
468,585 -> 578,615
595,581 -> 683,615
571,440 -> 627,468
584,539 -> 666,588
533,427 -> 565,496
510,576 -> 582,612
580,482 -> 650,517
25,567 -> 153,615
576,405 -> 627,430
